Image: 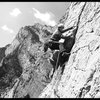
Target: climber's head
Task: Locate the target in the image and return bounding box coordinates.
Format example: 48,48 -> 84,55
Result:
58,23 -> 64,31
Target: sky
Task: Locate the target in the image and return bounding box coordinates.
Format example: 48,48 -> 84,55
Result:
0,2 -> 68,47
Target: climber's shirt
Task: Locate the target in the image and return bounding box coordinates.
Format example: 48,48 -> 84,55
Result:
43,26 -> 76,53
50,29 -> 62,41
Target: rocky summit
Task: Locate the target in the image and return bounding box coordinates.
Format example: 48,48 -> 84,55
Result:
1,2 -> 100,98
0,23 -> 54,98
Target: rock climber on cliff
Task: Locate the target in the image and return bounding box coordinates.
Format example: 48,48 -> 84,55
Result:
43,23 -> 77,75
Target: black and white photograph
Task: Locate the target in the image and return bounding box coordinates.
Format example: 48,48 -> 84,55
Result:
0,2 -> 100,98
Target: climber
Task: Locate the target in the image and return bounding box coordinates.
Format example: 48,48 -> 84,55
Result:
43,23 -> 77,75
44,23 -> 76,52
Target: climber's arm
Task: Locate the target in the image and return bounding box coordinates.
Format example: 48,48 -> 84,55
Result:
61,34 -> 70,39
61,26 -> 76,33
61,26 -> 77,39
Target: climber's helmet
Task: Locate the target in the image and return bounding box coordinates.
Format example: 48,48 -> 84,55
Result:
58,23 -> 64,31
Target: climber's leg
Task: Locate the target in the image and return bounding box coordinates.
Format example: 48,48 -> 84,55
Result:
60,50 -> 70,66
49,41 -> 60,50
60,50 -> 70,74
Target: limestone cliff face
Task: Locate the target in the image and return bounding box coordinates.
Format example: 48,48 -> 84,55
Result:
39,2 -> 100,98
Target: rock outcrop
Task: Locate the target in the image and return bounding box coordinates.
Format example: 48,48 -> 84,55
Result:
1,2 -> 100,98
0,23 -> 55,98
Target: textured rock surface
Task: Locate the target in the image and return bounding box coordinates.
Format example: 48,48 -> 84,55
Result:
0,23 -> 55,98
39,2 -> 100,98
1,2 -> 100,98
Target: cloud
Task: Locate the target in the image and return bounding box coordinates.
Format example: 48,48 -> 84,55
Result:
32,8 -> 56,26
1,25 -> 14,33
10,8 -> 21,17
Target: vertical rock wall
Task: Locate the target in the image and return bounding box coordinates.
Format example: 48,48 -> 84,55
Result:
39,2 -> 100,98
